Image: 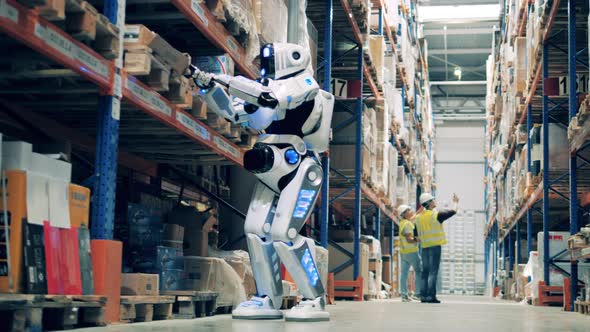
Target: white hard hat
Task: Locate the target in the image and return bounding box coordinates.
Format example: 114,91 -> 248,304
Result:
419,193 -> 435,205
397,204 -> 411,217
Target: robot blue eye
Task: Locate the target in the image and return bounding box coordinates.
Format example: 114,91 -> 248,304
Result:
263,47 -> 271,58
284,149 -> 300,165
260,68 -> 266,77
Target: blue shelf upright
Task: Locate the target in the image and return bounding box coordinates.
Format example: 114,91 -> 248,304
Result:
91,0 -> 124,240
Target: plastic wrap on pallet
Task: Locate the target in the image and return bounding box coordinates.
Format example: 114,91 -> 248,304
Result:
253,0 -> 288,44
220,0 -> 259,61
360,235 -> 382,260
176,256 -> 247,307
209,247 -> 257,298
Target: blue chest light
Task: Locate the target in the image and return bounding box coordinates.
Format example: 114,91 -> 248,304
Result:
304,77 -> 313,86
263,47 -> 271,58
260,68 -> 266,77
285,149 -> 300,165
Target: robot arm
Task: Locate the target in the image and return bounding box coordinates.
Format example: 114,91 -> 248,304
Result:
186,64 -> 319,122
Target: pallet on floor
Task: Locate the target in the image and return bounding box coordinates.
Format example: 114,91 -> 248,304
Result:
119,295 -> 175,323
574,301 -> 590,315
334,277 -> 364,302
160,290 -> 218,319
0,294 -> 107,331
281,296 -> 300,309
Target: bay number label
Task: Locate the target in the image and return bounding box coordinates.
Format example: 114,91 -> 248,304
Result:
330,78 -> 347,98
559,73 -> 589,96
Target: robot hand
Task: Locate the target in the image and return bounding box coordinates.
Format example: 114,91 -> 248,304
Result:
184,64 -> 215,90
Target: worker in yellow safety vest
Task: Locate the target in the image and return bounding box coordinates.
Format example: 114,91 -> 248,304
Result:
415,192 -> 459,304
397,204 -> 422,302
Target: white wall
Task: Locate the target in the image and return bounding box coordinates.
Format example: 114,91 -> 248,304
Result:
435,120 -> 486,294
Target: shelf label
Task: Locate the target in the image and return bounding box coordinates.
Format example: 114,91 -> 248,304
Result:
330,78 -> 348,98
191,0 -> 208,27
34,24 -> 75,59
113,72 -> 122,98
34,24 -> 109,80
176,112 -> 210,141
125,78 -> 172,117
226,38 -> 239,60
111,97 -> 121,120
213,136 -> 240,159
73,44 -> 110,79
558,74 -> 589,96
0,0 -> 18,23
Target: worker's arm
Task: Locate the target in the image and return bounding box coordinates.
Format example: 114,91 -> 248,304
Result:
437,194 -> 459,223
402,224 -> 419,243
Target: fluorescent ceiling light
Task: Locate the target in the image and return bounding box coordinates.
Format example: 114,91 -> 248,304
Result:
420,4 -> 501,22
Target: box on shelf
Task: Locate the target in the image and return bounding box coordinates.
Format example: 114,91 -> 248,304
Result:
2,141 -> 33,171
253,0 -> 288,44
194,55 -> 235,76
121,273 -> 159,296
0,170 -> 26,293
328,242 -> 370,294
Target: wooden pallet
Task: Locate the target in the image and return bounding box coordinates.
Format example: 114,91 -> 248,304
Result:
574,301 -> 590,315
119,295 -> 175,323
160,290 -> 218,319
281,296 -> 300,310
334,277 -> 364,301
0,294 -> 106,331
215,305 -> 233,315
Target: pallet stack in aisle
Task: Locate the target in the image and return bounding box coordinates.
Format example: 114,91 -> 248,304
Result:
441,211 -> 478,295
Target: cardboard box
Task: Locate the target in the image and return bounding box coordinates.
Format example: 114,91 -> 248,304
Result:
328,242 -> 370,294
191,97 -> 208,120
23,222 -> 47,294
69,184 -> 90,228
368,35 -> 385,84
31,153 -> 71,182
121,273 -> 159,296
0,170 -> 27,293
2,141 -> 32,171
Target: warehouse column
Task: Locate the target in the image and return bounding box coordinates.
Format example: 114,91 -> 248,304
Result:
389,221 -> 394,283
353,45 -> 364,279
91,0 -> 125,240
320,0 -> 333,249
542,42 -> 550,285
526,104 -> 533,255
567,0 -> 579,309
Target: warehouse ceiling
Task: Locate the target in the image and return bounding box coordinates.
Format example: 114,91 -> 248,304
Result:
418,0 -> 500,121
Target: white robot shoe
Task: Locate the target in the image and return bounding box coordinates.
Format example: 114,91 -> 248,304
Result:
285,297 -> 330,322
232,296 -> 283,320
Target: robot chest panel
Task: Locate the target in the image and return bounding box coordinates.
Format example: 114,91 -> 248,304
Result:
265,100 -> 315,136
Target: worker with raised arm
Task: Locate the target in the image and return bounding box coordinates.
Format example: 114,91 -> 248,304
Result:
397,204 -> 422,302
415,193 -> 459,303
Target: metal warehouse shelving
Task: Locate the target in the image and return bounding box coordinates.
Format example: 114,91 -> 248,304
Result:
484,0 -> 590,310
0,0 -> 434,296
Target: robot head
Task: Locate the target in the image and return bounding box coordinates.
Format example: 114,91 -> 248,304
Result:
260,43 -> 311,79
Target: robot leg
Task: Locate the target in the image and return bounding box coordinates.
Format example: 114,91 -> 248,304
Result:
232,182 -> 284,320
270,157 -> 330,322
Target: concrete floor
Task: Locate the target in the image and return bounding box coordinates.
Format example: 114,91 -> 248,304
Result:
71,296 -> 590,332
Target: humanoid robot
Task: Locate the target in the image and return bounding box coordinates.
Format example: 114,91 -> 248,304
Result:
186,43 -> 334,322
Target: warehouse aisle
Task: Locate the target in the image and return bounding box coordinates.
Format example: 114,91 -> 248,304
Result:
69,296 -> 590,332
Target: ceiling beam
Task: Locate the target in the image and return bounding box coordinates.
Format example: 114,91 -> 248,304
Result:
423,28 -> 495,36
430,81 -> 487,86
428,66 -> 485,73
428,48 -> 491,55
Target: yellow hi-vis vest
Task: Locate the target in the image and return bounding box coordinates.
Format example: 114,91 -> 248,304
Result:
399,219 -> 419,254
416,209 -> 447,248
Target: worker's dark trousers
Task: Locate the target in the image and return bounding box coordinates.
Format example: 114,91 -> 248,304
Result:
420,245 -> 441,300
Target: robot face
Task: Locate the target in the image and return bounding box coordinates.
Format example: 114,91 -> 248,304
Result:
260,43 -> 311,79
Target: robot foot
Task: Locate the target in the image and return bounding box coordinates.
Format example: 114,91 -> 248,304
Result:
232,296 -> 283,320
285,297 -> 330,322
